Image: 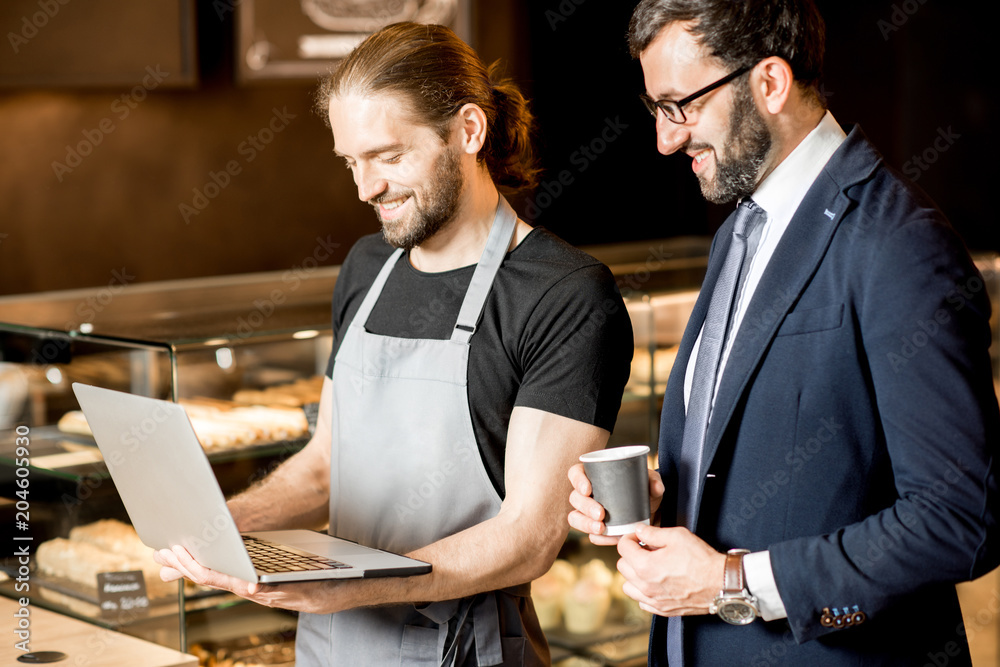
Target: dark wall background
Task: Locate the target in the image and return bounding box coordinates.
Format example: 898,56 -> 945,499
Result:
0,1 -> 995,297
525,1 -> 997,251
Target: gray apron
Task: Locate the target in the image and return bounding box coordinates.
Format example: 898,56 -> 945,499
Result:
296,197 -> 547,666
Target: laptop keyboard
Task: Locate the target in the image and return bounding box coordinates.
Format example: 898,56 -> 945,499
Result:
243,535 -> 353,574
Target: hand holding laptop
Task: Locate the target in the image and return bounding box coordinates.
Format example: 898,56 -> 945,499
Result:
153,544 -> 352,615
71,383 -> 431,614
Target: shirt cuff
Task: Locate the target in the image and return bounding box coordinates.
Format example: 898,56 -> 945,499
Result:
744,550 -> 788,621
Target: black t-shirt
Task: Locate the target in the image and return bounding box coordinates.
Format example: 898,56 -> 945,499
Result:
326,228 -> 633,497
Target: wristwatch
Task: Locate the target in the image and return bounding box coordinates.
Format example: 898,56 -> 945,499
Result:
709,548 -> 759,625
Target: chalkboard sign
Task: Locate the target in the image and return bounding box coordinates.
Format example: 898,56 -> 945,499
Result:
97,571 -> 150,614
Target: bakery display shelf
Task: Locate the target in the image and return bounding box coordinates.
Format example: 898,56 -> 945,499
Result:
188,637 -> 296,667
0,572 -> 233,626
620,388 -> 665,402
0,426 -> 310,481
548,645 -> 577,663
544,600 -> 651,652
0,576 -> 180,629
186,608 -> 298,667
189,436 -> 311,467
575,630 -> 651,667
0,426 -> 108,481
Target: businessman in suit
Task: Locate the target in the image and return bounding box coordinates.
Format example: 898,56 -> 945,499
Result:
568,0 -> 1000,664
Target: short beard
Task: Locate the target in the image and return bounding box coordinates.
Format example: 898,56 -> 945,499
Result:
699,79 -> 772,205
377,146 -> 465,251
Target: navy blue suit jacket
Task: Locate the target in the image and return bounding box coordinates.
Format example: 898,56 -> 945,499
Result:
651,126 -> 1000,666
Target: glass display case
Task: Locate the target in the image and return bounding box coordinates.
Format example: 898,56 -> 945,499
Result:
590,236 -> 710,452
0,241 -> 713,664
0,267 -> 338,656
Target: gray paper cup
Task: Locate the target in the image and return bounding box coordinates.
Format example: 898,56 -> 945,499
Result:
580,445 -> 651,536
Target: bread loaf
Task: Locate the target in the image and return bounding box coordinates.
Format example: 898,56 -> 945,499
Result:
58,397 -> 310,452
37,520 -> 177,598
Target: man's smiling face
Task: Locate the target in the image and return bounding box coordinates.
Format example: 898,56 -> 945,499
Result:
640,21 -> 772,204
329,92 -> 465,250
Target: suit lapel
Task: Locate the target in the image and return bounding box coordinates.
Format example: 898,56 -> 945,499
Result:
697,127 -> 881,485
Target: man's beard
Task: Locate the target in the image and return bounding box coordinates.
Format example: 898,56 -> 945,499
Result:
698,80 -> 773,204
375,146 -> 465,251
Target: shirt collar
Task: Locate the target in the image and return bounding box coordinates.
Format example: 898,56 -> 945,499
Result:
750,111 -> 847,222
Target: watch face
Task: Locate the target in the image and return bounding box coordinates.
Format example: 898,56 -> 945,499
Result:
718,599 -> 757,625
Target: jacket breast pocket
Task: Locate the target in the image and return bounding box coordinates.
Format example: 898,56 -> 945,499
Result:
776,304 -> 844,337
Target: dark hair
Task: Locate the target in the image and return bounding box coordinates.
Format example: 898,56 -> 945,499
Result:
628,0 -> 826,103
316,22 -> 539,194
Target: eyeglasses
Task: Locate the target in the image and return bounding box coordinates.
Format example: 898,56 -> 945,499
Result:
640,64 -> 754,124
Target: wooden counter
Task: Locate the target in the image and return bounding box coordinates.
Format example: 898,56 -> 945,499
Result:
2,597 -> 196,667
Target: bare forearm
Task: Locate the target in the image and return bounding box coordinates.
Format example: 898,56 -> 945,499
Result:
228,444 -> 330,531
330,501 -> 568,612
229,378 -> 333,532
415,505 -> 565,594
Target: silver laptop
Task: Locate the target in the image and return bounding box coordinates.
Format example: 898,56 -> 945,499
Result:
71,382 -> 431,583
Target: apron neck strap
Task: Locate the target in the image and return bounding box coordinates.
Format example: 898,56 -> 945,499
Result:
450,196 -> 517,344
350,196 -> 518,340
351,247 -> 405,328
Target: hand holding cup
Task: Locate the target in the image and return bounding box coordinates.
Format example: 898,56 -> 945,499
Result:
569,445 -> 654,542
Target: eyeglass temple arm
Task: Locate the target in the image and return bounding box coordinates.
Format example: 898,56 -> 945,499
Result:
675,63 -> 755,107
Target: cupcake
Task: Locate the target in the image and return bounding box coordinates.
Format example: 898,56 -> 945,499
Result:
562,578 -> 611,634
532,559 -> 577,630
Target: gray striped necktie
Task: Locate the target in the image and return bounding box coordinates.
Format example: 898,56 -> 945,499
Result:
666,198 -> 766,666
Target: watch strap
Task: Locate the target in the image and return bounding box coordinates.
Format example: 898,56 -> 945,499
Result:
723,549 -> 749,593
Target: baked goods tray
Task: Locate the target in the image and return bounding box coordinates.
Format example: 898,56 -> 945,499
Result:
0,426 -> 309,477
188,630 -> 297,667
544,602 -> 651,651
575,631 -> 651,667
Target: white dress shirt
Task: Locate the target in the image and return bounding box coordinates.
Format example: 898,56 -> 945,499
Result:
682,111 -> 847,620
